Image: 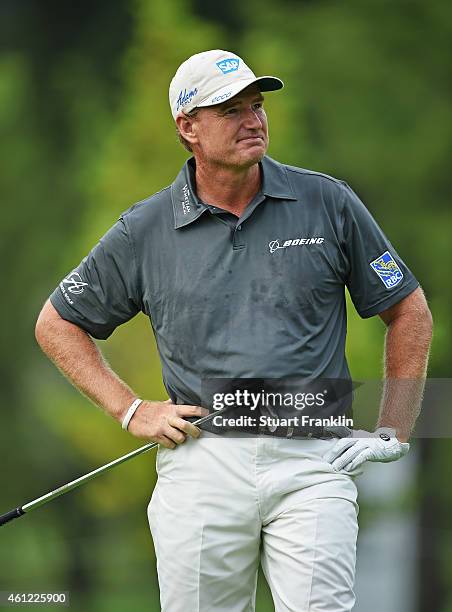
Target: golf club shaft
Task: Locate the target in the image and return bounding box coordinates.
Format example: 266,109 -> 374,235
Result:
0,409 -> 221,527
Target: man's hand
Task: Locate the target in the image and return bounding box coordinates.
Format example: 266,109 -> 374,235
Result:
323,428 -> 410,473
126,400 -> 209,449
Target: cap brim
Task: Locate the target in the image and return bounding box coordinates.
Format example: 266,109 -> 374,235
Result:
255,76 -> 284,92
196,76 -> 284,109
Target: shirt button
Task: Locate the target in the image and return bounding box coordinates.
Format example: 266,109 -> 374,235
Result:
237,225 -> 242,231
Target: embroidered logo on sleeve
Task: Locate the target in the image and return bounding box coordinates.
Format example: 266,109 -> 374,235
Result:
63,271 -> 88,294
59,271 -> 89,305
370,251 -> 403,289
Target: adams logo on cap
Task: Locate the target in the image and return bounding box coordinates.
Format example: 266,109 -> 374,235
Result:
176,87 -> 198,112
216,58 -> 240,74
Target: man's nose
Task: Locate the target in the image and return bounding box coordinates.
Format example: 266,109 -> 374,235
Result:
242,107 -> 263,129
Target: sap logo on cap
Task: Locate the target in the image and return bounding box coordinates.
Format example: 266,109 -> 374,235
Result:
176,87 -> 198,111
370,250 -> 403,289
216,58 -> 240,74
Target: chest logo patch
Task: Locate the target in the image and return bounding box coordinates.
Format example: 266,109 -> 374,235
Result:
269,237 -> 324,254
370,250 -> 403,289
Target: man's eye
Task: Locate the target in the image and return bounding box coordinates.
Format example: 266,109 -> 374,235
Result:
224,107 -> 238,115
253,102 -> 263,110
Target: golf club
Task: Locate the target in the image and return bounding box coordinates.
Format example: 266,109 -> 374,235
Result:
0,408 -> 225,527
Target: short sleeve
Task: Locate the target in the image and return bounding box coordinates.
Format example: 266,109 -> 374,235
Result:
49,218 -> 141,339
340,183 -> 419,318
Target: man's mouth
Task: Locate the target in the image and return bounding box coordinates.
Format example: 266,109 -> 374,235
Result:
237,136 -> 264,143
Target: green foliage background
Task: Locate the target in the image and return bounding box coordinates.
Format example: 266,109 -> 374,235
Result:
0,0 -> 450,610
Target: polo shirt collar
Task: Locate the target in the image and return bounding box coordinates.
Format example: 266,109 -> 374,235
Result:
171,158 -> 208,229
171,155 -> 296,229
260,155 -> 297,201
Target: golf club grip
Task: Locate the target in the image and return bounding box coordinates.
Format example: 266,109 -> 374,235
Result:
0,507 -> 25,527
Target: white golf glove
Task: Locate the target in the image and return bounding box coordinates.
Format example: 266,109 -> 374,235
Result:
323,428 -> 410,474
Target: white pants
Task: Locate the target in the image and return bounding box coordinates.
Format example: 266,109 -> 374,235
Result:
147,433 -> 359,612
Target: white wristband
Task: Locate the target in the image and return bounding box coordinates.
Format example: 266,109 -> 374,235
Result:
121,398 -> 143,431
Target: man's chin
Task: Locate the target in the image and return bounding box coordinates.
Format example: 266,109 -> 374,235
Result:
207,144 -> 267,170
239,144 -> 267,166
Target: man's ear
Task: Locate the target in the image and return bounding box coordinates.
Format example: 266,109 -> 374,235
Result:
176,113 -> 198,146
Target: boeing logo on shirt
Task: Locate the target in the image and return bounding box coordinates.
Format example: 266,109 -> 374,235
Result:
62,271 -> 88,294
370,250 -> 403,289
216,58 -> 240,74
269,237 -> 325,254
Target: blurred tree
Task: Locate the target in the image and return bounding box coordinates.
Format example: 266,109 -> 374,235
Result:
0,0 -> 135,607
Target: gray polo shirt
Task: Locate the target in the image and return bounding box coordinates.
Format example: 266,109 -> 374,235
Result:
50,156 -> 419,405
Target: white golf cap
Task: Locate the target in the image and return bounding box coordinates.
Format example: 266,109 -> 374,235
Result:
169,49 -> 283,119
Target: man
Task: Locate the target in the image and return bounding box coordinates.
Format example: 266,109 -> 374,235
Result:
35,50 -> 433,611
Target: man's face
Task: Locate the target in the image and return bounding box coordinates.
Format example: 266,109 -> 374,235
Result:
187,84 -> 269,170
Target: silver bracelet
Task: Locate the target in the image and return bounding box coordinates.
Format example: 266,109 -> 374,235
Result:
121,398 -> 143,431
